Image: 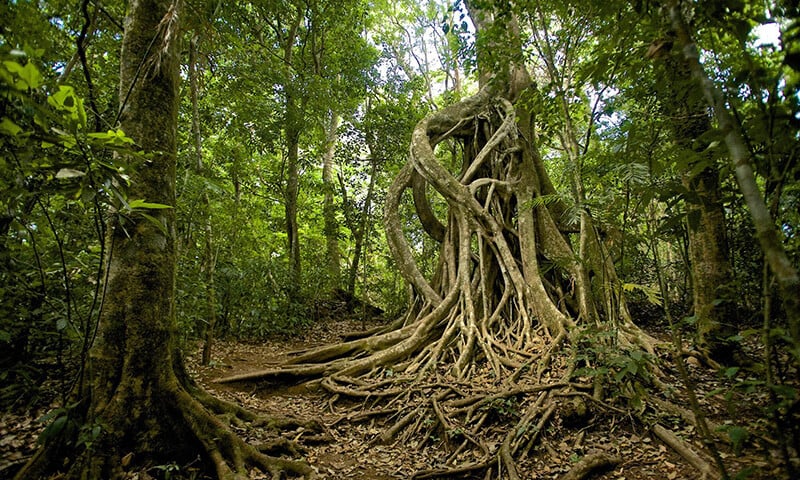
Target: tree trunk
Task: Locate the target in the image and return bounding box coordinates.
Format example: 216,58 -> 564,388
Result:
221,4 -> 665,478
15,2 -> 314,478
285,93 -> 302,297
282,12 -> 303,300
346,154 -> 378,296
322,111 -> 342,292
189,34 -> 218,366
651,30 -> 737,361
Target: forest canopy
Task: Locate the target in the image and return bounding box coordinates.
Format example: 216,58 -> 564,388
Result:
1,0 -> 799,479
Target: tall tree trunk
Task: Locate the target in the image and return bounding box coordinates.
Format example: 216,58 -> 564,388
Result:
346,156 -> 378,295
15,2 -> 314,478
322,111 -> 342,292
189,34 -> 218,366
285,92 -> 302,297
282,12 -> 303,300
650,27 -> 737,361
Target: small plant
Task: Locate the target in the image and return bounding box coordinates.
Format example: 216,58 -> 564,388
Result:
37,406 -> 77,447
76,421 -> 104,451
572,326 -> 655,412
152,462 -> 180,480
481,397 -> 520,418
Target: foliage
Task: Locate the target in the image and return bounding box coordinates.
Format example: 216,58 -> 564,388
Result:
0,51 -> 138,410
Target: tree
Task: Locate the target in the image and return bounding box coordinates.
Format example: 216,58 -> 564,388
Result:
15,1 -> 315,478
220,1 -> 667,477
322,110 -> 343,290
646,14 -> 737,363
667,0 -> 800,346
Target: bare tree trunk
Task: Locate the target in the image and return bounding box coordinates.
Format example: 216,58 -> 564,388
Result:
281,12 -> 303,300
285,91 -> 302,297
322,111 -> 342,292
189,34 -> 218,366
347,156 -> 378,295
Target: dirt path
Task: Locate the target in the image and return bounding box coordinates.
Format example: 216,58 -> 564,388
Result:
188,318 -> 420,479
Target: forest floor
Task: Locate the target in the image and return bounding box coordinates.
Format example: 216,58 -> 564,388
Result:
0,315 -> 786,480
185,316 -> 776,480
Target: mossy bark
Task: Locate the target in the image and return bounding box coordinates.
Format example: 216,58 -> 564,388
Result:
668,0 -> 800,346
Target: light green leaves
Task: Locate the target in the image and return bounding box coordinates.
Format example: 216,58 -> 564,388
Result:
2,60 -> 42,90
127,199 -> 173,210
622,282 -> 663,306
0,118 -> 23,136
88,129 -> 135,147
119,199 -> 173,236
47,86 -> 87,130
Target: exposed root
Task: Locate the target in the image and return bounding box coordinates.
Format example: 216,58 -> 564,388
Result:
651,423 -> 719,479
648,396 -> 728,444
14,377 -> 321,480
166,385 -> 320,480
216,85 -> 724,478
558,452 -> 621,480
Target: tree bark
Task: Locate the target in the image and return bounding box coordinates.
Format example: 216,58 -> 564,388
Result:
650,27 -> 736,361
285,91 -> 302,297
346,156 -> 378,295
189,33 -> 218,366
282,12 -> 303,300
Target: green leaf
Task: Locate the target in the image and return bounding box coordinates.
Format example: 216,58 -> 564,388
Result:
56,318 -> 68,331
128,199 -> 173,210
47,86 -> 87,128
724,366 -> 739,378
622,282 -> 663,306
3,60 -> 42,89
139,212 -> 169,236
38,415 -> 68,445
725,425 -> 749,455
56,168 -> 86,179
0,118 -> 22,136
88,129 -> 135,146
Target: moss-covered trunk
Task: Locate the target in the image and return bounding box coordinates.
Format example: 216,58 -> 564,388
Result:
80,0 -> 184,470
15,2 -> 315,478
668,0 -> 800,347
